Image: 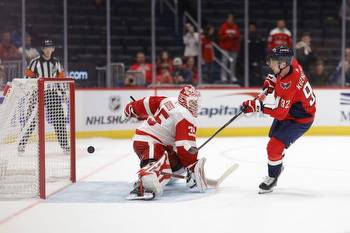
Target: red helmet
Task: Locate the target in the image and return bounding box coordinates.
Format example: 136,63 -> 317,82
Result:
178,85 -> 200,117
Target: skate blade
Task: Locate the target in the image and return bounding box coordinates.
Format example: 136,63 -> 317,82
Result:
126,192 -> 155,200
258,188 -> 273,194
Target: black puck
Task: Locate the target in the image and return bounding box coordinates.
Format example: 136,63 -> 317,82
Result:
87,146 -> 95,154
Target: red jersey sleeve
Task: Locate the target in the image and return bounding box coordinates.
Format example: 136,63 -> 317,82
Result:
126,96 -> 166,120
175,119 -> 197,167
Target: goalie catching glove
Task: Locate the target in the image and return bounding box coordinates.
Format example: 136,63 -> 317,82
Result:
124,102 -> 138,118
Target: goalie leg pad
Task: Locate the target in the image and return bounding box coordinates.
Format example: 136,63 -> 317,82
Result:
137,151 -> 172,196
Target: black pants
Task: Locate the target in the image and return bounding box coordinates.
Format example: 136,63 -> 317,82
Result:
19,90 -> 69,151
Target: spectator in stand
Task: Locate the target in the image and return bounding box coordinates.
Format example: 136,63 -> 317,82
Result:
308,60 -> 330,86
238,22 -> 266,86
331,48 -> 350,86
172,57 -> 192,84
201,25 -> 215,84
295,32 -> 315,75
218,13 -> 241,83
184,56 -> 199,85
0,32 -> 21,61
11,29 -> 22,48
156,51 -> 173,75
267,19 -> 292,52
18,33 -> 39,65
129,52 -> 152,85
156,63 -> 173,84
309,60 -> 330,86
183,23 -> 199,59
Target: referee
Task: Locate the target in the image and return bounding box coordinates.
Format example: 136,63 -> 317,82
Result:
19,39 -> 69,154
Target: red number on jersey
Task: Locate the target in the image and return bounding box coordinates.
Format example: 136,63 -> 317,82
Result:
147,108 -> 169,126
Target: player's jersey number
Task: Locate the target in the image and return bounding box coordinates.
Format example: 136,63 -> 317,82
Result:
303,81 -> 316,106
147,100 -> 174,126
147,108 -> 169,126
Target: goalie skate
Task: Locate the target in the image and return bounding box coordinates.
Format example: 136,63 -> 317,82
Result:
126,181 -> 156,201
126,192 -> 155,201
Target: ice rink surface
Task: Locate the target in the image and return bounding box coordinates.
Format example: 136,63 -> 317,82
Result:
1,136 -> 350,233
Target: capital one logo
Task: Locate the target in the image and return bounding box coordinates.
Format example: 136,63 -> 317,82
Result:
109,96 -> 121,112
340,93 -> 350,121
340,93 -> 350,105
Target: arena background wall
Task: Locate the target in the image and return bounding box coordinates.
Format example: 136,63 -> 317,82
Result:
75,87 -> 350,138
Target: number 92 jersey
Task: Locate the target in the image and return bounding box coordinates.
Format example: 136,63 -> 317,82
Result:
263,59 -> 316,123
136,97 -> 197,150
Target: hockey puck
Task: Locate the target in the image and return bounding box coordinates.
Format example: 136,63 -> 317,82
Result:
87,146 -> 95,154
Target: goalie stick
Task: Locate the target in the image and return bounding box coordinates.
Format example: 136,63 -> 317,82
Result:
161,163 -> 239,187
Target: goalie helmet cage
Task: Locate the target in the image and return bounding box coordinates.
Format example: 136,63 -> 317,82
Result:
0,78 -> 76,199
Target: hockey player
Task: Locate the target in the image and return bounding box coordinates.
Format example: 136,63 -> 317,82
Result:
123,85 -> 207,200
241,46 -> 316,194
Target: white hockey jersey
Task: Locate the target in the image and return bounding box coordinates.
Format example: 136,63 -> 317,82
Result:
129,96 -> 198,166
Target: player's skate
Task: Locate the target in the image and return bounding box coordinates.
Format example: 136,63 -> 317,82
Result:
258,176 -> 278,194
258,165 -> 284,194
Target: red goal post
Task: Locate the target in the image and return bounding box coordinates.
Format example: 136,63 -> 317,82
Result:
0,78 -> 76,199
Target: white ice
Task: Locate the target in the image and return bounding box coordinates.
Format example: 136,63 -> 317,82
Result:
0,136 -> 350,233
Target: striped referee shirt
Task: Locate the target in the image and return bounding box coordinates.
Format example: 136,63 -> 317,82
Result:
25,55 -> 64,78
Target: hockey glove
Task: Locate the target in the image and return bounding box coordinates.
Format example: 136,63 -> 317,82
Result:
241,99 -> 263,113
123,102 -> 138,118
262,74 -> 276,94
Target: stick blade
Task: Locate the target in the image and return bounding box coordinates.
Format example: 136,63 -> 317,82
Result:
206,163 -> 239,187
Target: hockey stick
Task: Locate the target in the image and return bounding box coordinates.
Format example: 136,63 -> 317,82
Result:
130,89 -> 267,153
189,88 -> 268,153
161,163 -> 239,187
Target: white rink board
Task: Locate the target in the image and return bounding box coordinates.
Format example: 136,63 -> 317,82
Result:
74,88 -> 350,133
75,89 -> 152,131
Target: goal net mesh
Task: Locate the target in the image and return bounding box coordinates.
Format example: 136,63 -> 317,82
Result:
0,78 -> 74,199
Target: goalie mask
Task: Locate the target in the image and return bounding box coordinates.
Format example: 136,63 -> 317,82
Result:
178,85 -> 201,117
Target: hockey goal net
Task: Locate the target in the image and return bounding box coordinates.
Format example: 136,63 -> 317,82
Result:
0,78 -> 76,199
